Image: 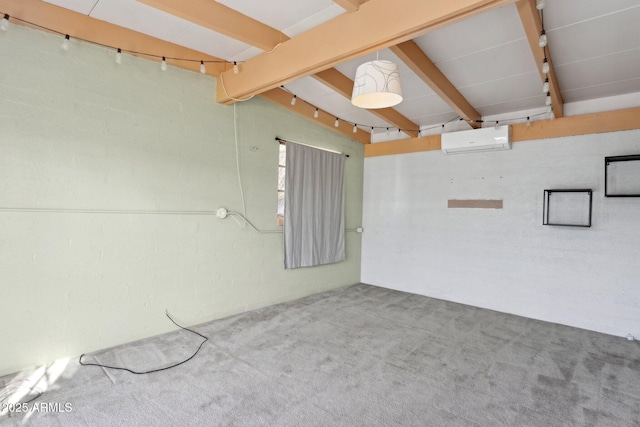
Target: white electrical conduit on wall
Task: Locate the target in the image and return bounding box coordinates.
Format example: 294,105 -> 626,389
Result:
0,207 -> 359,232
0,207 -> 218,215
0,207 -> 283,234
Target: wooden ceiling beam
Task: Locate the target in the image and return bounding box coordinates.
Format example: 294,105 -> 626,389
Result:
140,0 -> 419,138
259,88 -> 371,144
390,41 -> 481,128
137,0 -> 288,52
333,0 -> 369,13
215,0 -> 515,104
365,107 -> 640,157
313,69 -> 420,137
516,0 -> 563,117
0,0 -> 228,76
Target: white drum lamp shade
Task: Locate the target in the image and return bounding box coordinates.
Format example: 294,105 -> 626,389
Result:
351,60 -> 403,109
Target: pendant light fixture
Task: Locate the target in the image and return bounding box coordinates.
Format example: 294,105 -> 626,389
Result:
351,59 -> 403,109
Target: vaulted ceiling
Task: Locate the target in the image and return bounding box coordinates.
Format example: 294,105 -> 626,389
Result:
3,0 -> 640,144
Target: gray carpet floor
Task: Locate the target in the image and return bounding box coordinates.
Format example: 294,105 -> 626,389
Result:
2,283 -> 640,426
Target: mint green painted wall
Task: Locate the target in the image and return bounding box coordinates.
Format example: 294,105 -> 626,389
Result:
0,26 -> 363,376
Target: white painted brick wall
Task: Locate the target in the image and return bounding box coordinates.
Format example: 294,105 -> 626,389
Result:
362,130 -> 640,338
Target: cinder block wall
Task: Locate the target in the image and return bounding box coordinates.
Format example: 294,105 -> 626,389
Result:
0,26 -> 364,376
362,130 -> 640,338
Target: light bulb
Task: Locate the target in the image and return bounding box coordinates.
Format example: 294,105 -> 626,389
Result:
526,116 -> 531,127
538,30 -> 547,48
161,57 -> 167,71
200,61 -> 206,74
314,108 -> 319,119
290,95 -> 296,106
495,121 -> 500,130
542,78 -> 549,93
545,93 -> 552,106
353,124 -> 358,133
115,48 -> 122,64
386,127 -> 390,136
536,0 -> 545,10
334,118 -> 339,128
542,58 -> 550,74
233,61 -> 239,74
61,34 -> 70,51
1,14 -> 9,32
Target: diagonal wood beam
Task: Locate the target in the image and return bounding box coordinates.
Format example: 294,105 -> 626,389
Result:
137,0 -> 288,52
0,0 -> 228,76
333,0 -> 369,12
516,0 -> 563,117
390,41 -> 481,128
313,69 -> 419,137
140,0 -> 419,137
216,0 -> 515,104
259,89 -> 371,144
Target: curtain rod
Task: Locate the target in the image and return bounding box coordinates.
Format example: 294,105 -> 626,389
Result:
275,137 -> 349,157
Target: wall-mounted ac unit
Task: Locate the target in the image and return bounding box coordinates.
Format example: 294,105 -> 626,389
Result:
441,125 -> 511,154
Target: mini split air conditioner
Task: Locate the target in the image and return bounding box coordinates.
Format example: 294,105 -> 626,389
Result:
441,125 -> 511,154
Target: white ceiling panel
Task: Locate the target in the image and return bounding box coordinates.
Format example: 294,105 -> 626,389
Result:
460,73 -> 542,108
435,39 -> 537,89
311,93 -> 359,118
476,96 -> 546,118
172,25 -> 253,60
393,94 -> 453,122
216,0 -> 338,32
42,0 -> 99,15
394,68 -> 438,102
561,79 -> 640,104
543,0 -> 640,31
91,0 -> 190,40
282,4 -> 345,38
555,50 -> 640,92
413,4 -> 525,64
548,6 -> 640,66
283,77 -> 385,127
88,0 -> 253,60
285,75 -> 341,99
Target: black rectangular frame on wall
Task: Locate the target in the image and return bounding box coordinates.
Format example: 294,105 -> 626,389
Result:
543,189 -> 593,227
605,154 -> 640,197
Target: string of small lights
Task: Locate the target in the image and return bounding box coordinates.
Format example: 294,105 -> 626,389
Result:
279,85 -> 550,137
0,12 -> 239,74
536,0 -> 555,119
1,9 -> 555,138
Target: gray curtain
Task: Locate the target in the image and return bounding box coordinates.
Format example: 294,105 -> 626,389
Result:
284,142 -> 345,269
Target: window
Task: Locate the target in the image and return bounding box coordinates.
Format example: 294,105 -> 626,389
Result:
283,141 -> 345,268
277,143 -> 286,225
